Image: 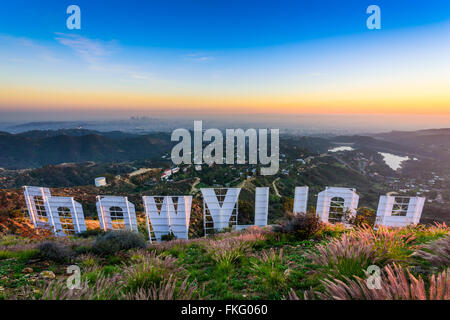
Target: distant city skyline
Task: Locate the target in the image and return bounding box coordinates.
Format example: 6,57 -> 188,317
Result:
0,1 -> 449,123
1,113 -> 449,135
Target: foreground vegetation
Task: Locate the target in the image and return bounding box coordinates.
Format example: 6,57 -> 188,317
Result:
0,215 -> 448,300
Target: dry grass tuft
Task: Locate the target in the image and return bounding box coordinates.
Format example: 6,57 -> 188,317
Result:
413,236 -> 450,268
307,263 -> 449,300
124,276 -> 199,300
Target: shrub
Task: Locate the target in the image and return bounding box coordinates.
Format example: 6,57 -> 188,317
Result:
38,241 -> 73,262
351,207 -> 376,227
92,231 -> 147,256
137,221 -> 150,240
315,223 -> 347,239
73,245 -> 91,255
276,212 -> 323,240
161,231 -> 177,242
106,254 -> 125,265
103,265 -> 121,275
78,253 -> 98,268
76,229 -> 106,238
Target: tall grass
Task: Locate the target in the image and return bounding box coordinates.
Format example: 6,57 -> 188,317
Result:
350,224 -> 416,262
0,249 -> 39,261
413,236 -> 449,269
124,276 -> 199,300
13,251 -> 196,300
250,249 -> 290,291
15,274 -> 124,300
123,251 -> 185,293
308,264 -> 449,300
305,234 -> 383,279
206,237 -> 250,268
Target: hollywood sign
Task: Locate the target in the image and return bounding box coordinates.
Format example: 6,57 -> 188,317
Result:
23,185 -> 425,240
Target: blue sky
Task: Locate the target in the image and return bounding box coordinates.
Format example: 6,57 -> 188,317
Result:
1,0 -> 449,49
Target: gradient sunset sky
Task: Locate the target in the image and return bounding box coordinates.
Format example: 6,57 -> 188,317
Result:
0,0 -> 449,121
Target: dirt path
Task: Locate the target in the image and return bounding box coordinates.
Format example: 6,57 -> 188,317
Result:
129,168 -> 155,177
387,191 -> 398,196
190,177 -> 200,193
237,177 -> 255,189
272,177 -> 281,197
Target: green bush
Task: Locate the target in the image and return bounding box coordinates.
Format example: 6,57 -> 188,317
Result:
127,266 -> 164,292
106,254 -> 125,265
250,249 -> 288,296
123,252 -> 185,293
315,223 -> 347,239
0,249 -> 39,261
351,207 -> 376,227
76,229 -> 106,238
276,212 -> 322,240
0,250 -> 16,260
73,245 -> 91,255
92,231 -> 147,256
103,265 -> 121,275
38,242 -> 74,262
0,235 -> 30,246
161,231 -> 177,242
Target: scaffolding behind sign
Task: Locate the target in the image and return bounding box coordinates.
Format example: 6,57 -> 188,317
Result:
201,188 -> 240,236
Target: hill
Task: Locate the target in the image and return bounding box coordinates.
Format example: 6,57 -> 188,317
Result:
0,130 -> 173,169
330,135 -> 415,155
372,128 -> 450,160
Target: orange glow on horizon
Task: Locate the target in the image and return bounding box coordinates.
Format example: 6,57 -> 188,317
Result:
0,85 -> 449,116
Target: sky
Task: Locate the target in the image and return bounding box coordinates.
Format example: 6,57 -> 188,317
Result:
0,0 -> 449,123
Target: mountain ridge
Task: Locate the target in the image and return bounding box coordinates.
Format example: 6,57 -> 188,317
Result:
0,130 -> 173,169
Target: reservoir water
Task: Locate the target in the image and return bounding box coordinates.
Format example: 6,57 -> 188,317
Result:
328,146 -> 355,152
